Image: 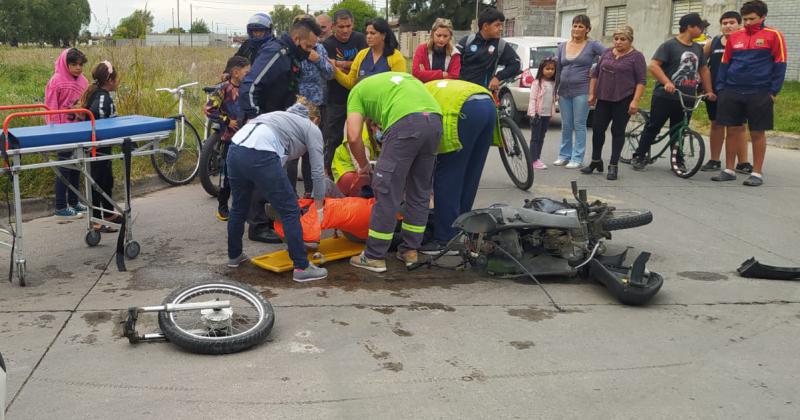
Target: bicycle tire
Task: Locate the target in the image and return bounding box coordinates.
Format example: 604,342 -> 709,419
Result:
158,280 -> 275,355
199,132 -> 223,197
620,110 -> 648,164
498,116 -> 533,191
151,118 -> 202,186
670,129 -> 705,179
603,209 -> 653,231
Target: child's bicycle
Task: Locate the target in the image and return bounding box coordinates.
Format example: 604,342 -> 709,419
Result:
620,91 -> 707,178
494,80 -> 533,191
152,82 -> 204,185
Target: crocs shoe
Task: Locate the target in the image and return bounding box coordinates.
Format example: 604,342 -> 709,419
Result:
743,175 -> 763,186
711,171 -> 736,182
700,160 -> 721,172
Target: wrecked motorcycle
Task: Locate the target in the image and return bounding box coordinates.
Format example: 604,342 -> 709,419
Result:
414,182 -> 663,306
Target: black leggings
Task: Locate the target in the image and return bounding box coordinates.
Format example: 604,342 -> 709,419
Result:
591,96 -> 633,165
90,146 -> 114,219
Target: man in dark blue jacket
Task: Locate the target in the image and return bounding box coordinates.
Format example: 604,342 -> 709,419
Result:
239,16 -> 322,121
237,16 -> 323,243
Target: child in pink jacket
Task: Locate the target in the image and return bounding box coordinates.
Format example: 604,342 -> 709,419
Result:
44,48 -> 88,218
527,58 -> 558,170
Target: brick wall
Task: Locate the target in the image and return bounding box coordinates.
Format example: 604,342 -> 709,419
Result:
500,0 -> 557,36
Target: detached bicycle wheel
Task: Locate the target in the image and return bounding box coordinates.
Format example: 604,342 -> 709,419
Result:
620,110 -> 648,164
670,129 -> 705,179
498,116 -> 533,191
152,117 -> 202,185
158,280 -> 275,355
199,132 -> 224,197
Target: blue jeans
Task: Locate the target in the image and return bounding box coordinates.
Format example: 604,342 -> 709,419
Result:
433,98 -> 495,243
558,94 -> 590,163
226,144 -> 308,269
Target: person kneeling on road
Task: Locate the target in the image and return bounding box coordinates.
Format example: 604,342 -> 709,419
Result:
346,72 -> 443,272
226,97 -> 328,283
421,79 -> 498,255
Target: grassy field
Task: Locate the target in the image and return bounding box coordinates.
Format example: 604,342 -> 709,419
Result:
0,46 -> 232,198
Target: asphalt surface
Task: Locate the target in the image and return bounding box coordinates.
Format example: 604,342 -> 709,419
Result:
2,124 -> 799,419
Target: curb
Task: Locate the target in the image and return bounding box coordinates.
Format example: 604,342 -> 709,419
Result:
0,175 -> 177,222
767,131 -> 800,150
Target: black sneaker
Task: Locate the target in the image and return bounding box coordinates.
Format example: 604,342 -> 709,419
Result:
632,157 -> 647,171
248,228 -> 282,244
700,160 -> 721,172
735,162 -> 753,174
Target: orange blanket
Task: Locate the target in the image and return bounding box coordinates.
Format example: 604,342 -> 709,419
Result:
273,197 -> 375,243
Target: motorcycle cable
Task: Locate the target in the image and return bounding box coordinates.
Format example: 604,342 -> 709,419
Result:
494,245 -> 564,312
407,232 -> 468,271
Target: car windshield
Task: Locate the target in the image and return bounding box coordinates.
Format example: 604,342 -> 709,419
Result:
529,46 -> 559,69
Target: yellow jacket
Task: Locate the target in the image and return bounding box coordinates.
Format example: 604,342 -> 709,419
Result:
334,48 -> 407,90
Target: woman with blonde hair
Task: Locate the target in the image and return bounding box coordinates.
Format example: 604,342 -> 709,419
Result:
412,18 -> 461,82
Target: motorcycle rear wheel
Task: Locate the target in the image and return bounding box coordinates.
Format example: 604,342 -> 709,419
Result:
603,209 -> 653,231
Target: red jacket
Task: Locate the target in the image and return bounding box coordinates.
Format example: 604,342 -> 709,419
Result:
412,43 -> 461,82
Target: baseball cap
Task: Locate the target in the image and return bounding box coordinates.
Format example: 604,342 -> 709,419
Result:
679,13 -> 705,29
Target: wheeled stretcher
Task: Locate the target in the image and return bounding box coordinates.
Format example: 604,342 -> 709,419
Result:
0,105 -> 176,286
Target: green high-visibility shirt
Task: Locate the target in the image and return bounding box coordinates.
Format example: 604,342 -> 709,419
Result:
347,72 -> 442,131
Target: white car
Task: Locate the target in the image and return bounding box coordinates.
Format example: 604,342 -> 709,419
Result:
498,36 -> 567,123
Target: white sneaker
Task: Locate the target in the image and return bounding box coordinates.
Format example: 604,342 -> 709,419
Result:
565,161 -> 583,169
553,159 -> 568,166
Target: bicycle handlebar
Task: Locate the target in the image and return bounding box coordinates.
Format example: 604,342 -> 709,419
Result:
155,82 -> 198,95
675,90 -> 708,112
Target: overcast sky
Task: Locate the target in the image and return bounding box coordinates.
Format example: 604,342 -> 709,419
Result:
88,0 -> 337,35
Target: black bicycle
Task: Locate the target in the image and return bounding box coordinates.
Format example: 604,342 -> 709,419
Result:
494,81 -> 533,191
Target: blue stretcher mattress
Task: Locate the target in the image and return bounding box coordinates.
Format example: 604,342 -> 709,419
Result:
6,115 -> 175,149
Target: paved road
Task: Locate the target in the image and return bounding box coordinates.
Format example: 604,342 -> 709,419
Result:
2,125 -> 799,419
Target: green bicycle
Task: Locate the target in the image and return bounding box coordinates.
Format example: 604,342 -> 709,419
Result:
620,91 -> 707,178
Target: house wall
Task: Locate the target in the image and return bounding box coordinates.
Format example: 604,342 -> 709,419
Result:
499,0 -> 557,36
555,0 -> 798,81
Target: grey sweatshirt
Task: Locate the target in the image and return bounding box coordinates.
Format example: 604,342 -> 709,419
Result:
246,111 -> 326,202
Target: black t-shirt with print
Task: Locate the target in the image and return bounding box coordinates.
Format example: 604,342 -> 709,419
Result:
652,38 -> 706,101
324,31 -> 367,105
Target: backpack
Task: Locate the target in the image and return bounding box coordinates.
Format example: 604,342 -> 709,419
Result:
461,34 -> 507,77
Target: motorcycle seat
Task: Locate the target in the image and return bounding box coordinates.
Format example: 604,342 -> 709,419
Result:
525,198 -> 573,214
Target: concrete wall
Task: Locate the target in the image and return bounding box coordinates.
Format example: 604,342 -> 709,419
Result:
764,0 -> 800,81
500,0 -> 557,36
145,33 -> 229,47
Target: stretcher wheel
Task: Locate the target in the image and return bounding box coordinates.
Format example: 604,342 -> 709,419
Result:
85,230 -> 101,247
125,241 -> 141,259
16,261 -> 26,287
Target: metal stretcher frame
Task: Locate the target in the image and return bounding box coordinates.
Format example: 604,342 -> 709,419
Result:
0,106 -> 173,286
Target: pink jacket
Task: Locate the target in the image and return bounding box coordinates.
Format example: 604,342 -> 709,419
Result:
44,49 -> 88,124
527,79 -> 557,117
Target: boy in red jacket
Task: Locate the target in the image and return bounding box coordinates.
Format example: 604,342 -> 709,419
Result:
713,0 -> 787,186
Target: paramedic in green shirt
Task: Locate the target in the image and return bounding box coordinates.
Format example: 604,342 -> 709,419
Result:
345,72 -> 443,272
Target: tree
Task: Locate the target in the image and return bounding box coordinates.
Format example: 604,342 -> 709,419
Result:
190,19 -> 210,34
0,0 -> 90,46
329,0 -> 378,32
390,0 -> 489,30
166,27 -> 186,34
271,4 -> 306,34
113,9 -> 154,39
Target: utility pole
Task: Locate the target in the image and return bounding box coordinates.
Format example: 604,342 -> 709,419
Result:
307,3 -> 310,14
385,0 -> 388,20
190,2 -> 193,47
177,0 -> 181,46
172,8 -> 175,30
475,0 -> 479,31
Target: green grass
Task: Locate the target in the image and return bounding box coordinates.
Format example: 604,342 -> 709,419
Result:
0,45 -> 231,199
637,77 -> 800,134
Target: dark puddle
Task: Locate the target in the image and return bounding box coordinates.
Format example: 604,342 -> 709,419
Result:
507,307 -> 582,322
678,271 -> 729,281
509,340 -> 534,350
225,259 -> 483,293
82,311 -> 113,328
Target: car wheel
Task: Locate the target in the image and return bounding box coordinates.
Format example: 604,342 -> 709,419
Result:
500,91 -> 521,124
